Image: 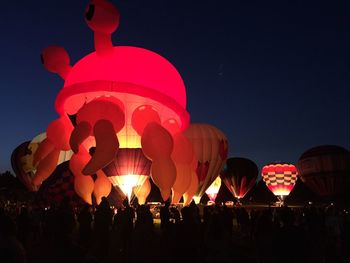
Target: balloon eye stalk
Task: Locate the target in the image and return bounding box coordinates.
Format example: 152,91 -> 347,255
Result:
86,4 -> 95,21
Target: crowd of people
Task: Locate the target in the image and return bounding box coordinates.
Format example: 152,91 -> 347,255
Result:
1,197 -> 349,263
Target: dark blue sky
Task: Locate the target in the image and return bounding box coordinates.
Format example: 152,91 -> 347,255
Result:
1,0 -> 350,172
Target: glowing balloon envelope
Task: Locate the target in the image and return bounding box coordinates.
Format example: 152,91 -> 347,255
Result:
221,157 -> 258,200
184,123 -> 228,203
16,0 -> 192,204
262,163 -> 298,200
102,148 -> 151,201
133,177 -> 151,204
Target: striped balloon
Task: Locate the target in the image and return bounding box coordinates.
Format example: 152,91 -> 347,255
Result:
184,123 -> 228,203
262,163 -> 298,198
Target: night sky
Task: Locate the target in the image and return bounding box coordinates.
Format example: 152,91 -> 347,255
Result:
1,0 -> 350,173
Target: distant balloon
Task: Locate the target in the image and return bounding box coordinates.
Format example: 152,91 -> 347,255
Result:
184,123 -> 228,203
262,163 -> 298,200
11,141 -> 37,191
221,157 -> 258,199
297,145 -> 350,196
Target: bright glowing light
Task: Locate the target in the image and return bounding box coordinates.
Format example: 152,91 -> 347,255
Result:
205,177 -> 222,202
109,174 -> 148,201
193,195 -> 201,204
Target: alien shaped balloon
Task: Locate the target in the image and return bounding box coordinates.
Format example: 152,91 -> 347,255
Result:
32,0 -> 190,203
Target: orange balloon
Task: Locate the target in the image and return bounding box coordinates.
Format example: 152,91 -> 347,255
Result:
151,157 -> 176,198
69,148 -> 95,204
160,188 -> 171,201
33,138 -> 55,167
171,163 -> 192,203
171,133 -> 194,164
32,149 -> 61,186
94,170 -> 112,204
183,171 -> 199,206
76,97 -> 125,133
70,121 -> 92,153
74,174 -> 94,204
82,119 -> 119,175
69,147 -> 91,177
134,178 -> 151,204
141,122 -> 173,160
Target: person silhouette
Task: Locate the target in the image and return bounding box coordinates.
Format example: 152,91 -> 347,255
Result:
93,197 -> 113,260
160,200 -> 171,231
77,204 -> 92,248
119,198 -> 135,259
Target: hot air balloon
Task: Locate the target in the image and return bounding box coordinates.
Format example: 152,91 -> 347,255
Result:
102,148 -> 152,202
36,161 -> 84,207
205,176 -> 222,202
261,163 -> 298,204
297,145 -> 350,197
184,124 -> 228,204
221,157 -> 258,201
36,161 -> 125,207
11,141 -> 37,191
29,133 -> 73,169
11,133 -> 73,191
16,0 -> 193,204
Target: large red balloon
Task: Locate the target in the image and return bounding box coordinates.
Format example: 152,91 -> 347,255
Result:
14,0 -> 193,205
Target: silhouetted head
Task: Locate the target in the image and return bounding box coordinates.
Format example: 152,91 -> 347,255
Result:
122,197 -> 129,207
99,196 -> 110,209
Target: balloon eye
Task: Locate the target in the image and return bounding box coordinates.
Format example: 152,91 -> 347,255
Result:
85,4 -> 95,21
